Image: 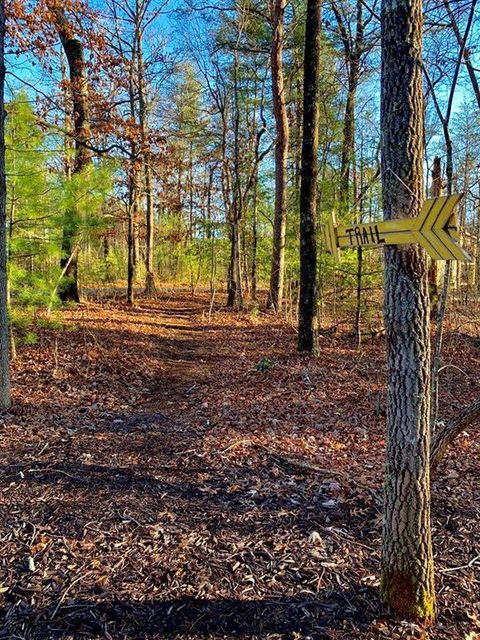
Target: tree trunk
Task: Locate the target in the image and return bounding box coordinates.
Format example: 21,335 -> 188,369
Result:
428,156 -> 442,317
227,221 -> 243,309
268,0 -> 289,312
144,159 -> 155,295
103,235 -> 110,260
133,194 -> 140,273
353,145 -> 363,346
251,166 -> 259,302
241,228 -> 250,296
7,137 -> 16,362
380,0 -> 435,624
340,58 -> 359,209
227,49 -> 244,309
206,165 -> 214,240
48,2 -> 91,303
219,100 -> 236,309
431,151 -> 454,426
298,0 -> 322,353
442,0 -> 480,111
0,0 -> 10,410
354,247 -> 363,345
423,2 -> 476,431
127,166 -> 138,307
293,75 -> 302,195
136,31 -> 156,297
127,217 -> 135,306
250,81 -> 267,305
332,0 -> 364,211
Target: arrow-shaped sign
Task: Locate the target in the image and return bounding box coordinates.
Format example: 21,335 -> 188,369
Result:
324,194 -> 471,262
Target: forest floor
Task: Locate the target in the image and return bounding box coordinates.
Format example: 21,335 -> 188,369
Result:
0,290 -> 479,640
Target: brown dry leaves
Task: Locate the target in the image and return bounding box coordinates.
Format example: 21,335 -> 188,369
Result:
0,291 -> 478,639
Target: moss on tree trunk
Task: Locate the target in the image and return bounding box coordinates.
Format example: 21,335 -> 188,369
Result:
380,0 -> 436,625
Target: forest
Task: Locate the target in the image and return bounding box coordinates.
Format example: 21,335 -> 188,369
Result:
0,0 -> 479,638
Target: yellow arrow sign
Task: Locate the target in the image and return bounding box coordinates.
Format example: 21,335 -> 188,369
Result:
324,194 -> 471,262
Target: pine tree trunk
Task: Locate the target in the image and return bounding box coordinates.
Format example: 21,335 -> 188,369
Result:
268,0 -> 289,312
380,0 -> 435,624
298,0 -> 322,353
0,0 -> 10,410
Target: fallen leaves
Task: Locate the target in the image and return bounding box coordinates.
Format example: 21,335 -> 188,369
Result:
0,291 -> 478,639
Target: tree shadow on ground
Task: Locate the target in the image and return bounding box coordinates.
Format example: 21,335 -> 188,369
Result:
1,588 -> 383,640
0,451 -> 380,539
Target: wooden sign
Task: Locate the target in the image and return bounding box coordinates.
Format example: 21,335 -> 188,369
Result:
324,194 -> 471,262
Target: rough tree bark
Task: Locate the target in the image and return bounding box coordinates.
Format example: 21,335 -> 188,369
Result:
48,2 -> 91,303
0,0 -> 10,409
268,0 -> 289,311
380,0 -> 435,624
298,0 -> 322,353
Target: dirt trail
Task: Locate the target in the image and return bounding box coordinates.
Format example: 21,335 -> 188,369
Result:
0,292 -> 479,639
